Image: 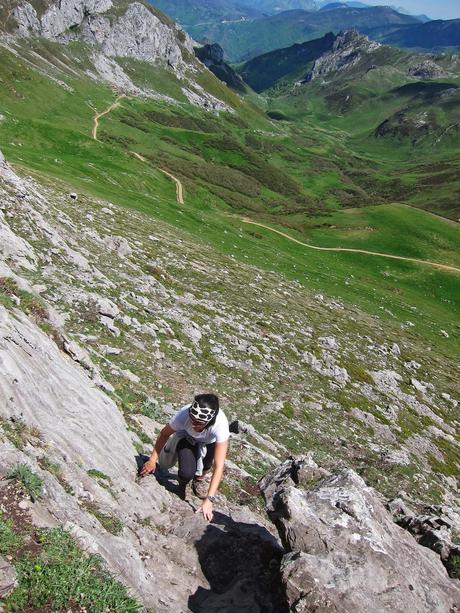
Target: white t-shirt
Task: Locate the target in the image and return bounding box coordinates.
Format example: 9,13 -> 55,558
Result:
169,404 -> 229,445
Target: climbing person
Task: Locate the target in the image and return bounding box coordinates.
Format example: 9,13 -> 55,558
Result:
140,393 -> 229,521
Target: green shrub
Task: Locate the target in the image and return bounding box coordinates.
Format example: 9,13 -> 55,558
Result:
0,514 -> 23,555
0,418 -> 41,450
281,401 -> 295,418
82,501 -> 123,536
87,469 -> 111,482
5,528 -> 139,611
446,553 -> 460,579
7,464 -> 44,501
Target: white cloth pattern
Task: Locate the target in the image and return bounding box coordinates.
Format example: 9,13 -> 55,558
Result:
169,404 -> 229,444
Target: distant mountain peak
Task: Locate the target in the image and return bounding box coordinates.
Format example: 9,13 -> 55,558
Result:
306,29 -> 380,80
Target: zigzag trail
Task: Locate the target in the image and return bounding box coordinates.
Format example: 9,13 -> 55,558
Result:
92,94 -> 128,140
130,152 -> 184,205
91,97 -> 185,204
91,98 -> 457,272
239,218 -> 460,274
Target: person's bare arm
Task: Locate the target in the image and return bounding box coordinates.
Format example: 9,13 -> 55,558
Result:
140,424 -> 175,477
196,440 -> 229,521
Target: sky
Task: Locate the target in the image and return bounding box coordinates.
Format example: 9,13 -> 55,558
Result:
361,0 -> 459,19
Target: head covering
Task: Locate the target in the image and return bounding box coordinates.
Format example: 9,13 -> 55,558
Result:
189,400 -> 217,424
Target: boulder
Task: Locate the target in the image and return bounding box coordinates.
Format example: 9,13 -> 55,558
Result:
103,235 -> 132,258
96,297 -> 119,318
0,556 -> 17,598
260,457 -> 460,613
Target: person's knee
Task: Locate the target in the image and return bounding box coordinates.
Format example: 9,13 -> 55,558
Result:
177,465 -> 196,482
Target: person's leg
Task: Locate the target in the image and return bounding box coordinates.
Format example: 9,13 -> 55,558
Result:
176,438 -> 200,499
192,443 -> 216,499
201,442 -> 216,475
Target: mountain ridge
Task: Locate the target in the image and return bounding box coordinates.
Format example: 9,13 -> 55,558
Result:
185,4 -> 423,61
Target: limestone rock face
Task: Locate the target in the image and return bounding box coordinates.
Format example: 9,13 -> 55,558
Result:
0,208 -> 37,271
11,2 -> 41,36
12,0 -> 191,72
13,0 -> 112,38
260,457 -> 460,613
306,30 -> 380,81
82,3 -> 184,69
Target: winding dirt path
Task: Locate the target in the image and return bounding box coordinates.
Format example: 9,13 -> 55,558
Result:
158,168 -> 184,204
91,97 -> 185,205
239,217 -> 460,274
92,95 -> 127,141
130,152 -> 184,204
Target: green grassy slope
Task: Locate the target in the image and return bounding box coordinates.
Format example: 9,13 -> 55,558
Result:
252,38 -> 460,220
0,36 -> 459,367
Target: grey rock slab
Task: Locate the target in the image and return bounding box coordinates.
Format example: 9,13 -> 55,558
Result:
96,296 -> 119,318
42,0 -> 113,39
260,461 -> 460,612
99,315 -> 120,335
0,556 -> 17,598
103,235 -> 132,258
0,209 -> 37,271
0,306 -> 206,608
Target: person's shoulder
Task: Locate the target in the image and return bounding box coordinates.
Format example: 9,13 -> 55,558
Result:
216,409 -> 229,426
169,404 -> 190,427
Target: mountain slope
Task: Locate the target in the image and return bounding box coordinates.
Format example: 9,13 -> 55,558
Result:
147,0 -> 265,27
375,18 -> 460,52
189,5 -> 421,61
238,31 -> 460,219
238,32 -> 336,92
0,1 -> 460,608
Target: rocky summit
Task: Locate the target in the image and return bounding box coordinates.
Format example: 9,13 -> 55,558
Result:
0,0 -> 459,610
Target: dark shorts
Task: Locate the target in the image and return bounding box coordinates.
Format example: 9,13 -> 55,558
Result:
176,438 -> 216,482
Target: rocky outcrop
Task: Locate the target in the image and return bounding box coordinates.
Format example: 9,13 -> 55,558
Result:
0,556 -> 17,598
194,43 -> 247,93
306,30 -> 380,81
10,0 -> 231,109
407,60 -> 445,79
390,503 -> 460,576
81,3 -> 188,70
260,456 -> 460,612
12,0 -> 195,71
13,0 -> 112,38
13,0 -> 192,70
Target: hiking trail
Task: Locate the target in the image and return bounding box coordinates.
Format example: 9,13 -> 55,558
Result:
91,97 -> 185,204
92,94 -> 127,141
130,151 -> 184,204
239,218 -> 460,274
